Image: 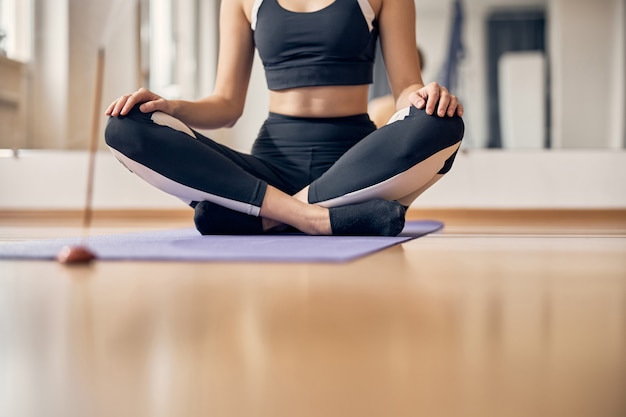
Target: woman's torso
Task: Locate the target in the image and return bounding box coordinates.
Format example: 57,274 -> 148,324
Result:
244,0 -> 382,118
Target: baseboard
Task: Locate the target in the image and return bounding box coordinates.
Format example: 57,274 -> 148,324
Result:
407,208 -> 626,226
3,208 -> 624,232
407,208 -> 626,234
0,209 -> 194,227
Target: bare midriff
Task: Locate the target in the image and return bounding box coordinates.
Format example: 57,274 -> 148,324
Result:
268,84 -> 371,118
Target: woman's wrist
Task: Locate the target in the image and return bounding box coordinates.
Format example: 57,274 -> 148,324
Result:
396,83 -> 424,110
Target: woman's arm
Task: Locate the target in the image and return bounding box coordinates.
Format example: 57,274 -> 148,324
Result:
106,0 -> 256,129
378,0 -> 462,117
175,0 -> 256,128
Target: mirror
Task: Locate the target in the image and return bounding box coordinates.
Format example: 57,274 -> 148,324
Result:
0,0 -> 623,151
411,0 -> 625,150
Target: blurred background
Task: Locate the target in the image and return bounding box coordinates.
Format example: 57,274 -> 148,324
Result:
0,0 -> 624,212
0,0 -> 624,151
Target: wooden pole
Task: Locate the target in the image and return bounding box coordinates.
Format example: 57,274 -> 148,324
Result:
83,47 -> 105,231
57,47 -> 105,264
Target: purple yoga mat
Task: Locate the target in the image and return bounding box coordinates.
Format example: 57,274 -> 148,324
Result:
0,220 -> 443,263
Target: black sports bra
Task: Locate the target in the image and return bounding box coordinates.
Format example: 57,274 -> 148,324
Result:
252,0 -> 379,90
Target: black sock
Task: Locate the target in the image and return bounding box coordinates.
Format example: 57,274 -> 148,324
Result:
329,199 -> 406,237
194,201 -> 264,235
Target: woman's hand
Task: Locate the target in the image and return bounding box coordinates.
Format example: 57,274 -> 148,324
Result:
105,87 -> 173,117
410,82 -> 464,118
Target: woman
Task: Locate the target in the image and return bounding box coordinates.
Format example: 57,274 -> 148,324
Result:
369,46 -> 426,129
105,0 -> 464,236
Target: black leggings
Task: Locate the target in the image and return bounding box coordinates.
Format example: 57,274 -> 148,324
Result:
104,105 -> 464,216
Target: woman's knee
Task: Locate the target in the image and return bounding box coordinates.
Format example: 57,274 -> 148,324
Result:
105,116 -> 138,156
384,107 -> 464,161
414,108 -> 464,148
423,115 -> 464,174
446,115 -> 465,145
104,106 -> 154,156
398,109 -> 464,174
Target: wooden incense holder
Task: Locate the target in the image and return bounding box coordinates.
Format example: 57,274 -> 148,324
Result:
58,48 -> 105,265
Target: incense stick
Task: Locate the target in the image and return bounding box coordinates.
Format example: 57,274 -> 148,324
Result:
82,47 -> 105,232
57,48 -> 105,264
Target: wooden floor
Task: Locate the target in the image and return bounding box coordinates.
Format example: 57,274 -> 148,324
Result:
1,209 -> 625,417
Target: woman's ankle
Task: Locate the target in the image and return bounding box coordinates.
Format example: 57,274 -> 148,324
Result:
262,217 -> 287,233
306,205 -> 332,235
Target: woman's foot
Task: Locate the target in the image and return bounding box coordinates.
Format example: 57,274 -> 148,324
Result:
196,183 -> 405,237
194,201 -> 264,235
329,199 -> 406,236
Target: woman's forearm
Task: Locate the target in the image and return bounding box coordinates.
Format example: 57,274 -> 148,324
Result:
170,95 -> 244,130
395,83 -> 424,110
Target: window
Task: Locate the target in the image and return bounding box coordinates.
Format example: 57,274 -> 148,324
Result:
140,0 -> 199,99
486,9 -> 548,148
146,0 -> 179,97
0,0 -> 33,61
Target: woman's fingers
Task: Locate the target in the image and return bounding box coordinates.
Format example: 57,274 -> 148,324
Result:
105,96 -> 122,116
409,90 -> 426,110
447,96 -> 464,117
105,88 -> 162,117
116,94 -> 136,116
138,97 -> 169,114
104,101 -> 115,116
455,102 -> 464,117
434,85 -> 451,117
105,94 -> 134,117
424,83 -> 441,116
440,93 -> 463,117
411,82 -> 463,117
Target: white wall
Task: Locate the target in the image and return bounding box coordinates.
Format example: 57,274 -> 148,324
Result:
30,0 -> 138,150
421,0 -> 625,150
549,0 -> 625,149
31,0 -> 69,149
67,0 -> 136,150
0,56 -> 27,149
1,150 -> 625,210
26,0 -> 229,150
1,0 -> 625,212
9,0 -> 626,152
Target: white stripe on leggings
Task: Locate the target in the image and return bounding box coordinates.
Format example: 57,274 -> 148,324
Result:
108,147 -> 261,216
314,141 -> 460,208
151,111 -> 197,138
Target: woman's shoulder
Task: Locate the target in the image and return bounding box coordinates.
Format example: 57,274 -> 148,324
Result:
374,0 -> 416,16
220,0 -> 257,26
367,0 -> 382,16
